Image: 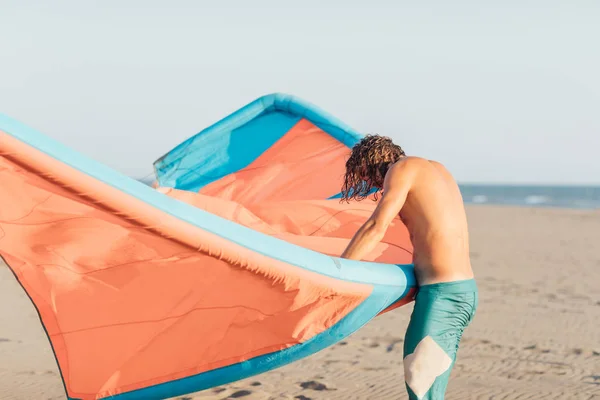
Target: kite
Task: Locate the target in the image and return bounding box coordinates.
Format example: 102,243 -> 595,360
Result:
0,93 -> 415,399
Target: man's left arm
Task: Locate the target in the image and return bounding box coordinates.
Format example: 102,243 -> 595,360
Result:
340,162 -> 415,260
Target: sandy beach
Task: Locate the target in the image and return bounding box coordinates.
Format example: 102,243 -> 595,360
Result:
1,205 -> 599,400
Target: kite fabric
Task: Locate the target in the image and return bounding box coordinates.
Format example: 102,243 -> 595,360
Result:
0,93 -> 416,400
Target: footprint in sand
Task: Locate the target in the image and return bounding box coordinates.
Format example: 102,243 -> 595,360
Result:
227,390 -> 253,398
522,344 -> 551,353
386,339 -> 403,353
299,381 -> 334,391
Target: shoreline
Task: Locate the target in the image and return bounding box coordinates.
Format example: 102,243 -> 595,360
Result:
464,202 -> 600,211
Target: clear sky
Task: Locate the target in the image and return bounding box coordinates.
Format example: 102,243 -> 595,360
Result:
1,1 -> 598,184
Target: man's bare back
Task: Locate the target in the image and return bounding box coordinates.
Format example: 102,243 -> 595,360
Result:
340,154 -> 474,286
393,157 -> 474,285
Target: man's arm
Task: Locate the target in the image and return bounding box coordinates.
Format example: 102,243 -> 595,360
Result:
340,161 -> 416,260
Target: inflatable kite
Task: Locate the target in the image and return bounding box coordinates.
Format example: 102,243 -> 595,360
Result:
0,93 -> 415,399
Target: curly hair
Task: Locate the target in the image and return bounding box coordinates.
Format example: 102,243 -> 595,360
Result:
340,134 -> 406,202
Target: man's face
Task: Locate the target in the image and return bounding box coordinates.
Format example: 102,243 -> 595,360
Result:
360,165 -> 384,189
359,166 -> 372,185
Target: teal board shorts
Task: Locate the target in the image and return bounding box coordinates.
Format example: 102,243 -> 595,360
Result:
403,279 -> 478,399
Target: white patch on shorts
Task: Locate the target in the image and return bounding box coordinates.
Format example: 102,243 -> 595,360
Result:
403,336 -> 453,399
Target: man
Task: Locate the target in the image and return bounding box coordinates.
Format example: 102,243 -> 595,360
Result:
340,134 -> 478,400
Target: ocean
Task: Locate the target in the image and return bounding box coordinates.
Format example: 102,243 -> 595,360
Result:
138,179 -> 600,210
459,184 -> 600,210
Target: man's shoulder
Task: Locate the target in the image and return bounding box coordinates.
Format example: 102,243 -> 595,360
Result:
387,157 -> 449,185
385,157 -> 424,182
391,156 -> 439,171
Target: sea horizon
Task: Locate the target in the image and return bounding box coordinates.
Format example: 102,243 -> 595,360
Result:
136,178 -> 600,210
458,183 -> 600,209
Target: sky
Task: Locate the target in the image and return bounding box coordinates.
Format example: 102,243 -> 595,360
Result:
1,1 -> 599,184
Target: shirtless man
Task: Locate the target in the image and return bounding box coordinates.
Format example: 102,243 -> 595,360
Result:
340,135 -> 478,399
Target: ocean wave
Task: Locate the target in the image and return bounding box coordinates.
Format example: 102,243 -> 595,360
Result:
524,195 -> 551,205
471,195 -> 488,204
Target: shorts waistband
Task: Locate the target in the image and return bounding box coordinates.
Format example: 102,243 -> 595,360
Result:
418,278 -> 478,294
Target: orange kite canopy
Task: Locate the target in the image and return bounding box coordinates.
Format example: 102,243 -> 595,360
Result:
0,93 -> 415,400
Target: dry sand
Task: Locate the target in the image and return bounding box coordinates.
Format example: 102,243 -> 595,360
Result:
1,205 -> 599,399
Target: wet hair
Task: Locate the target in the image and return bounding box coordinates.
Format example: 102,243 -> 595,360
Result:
340,134 -> 406,202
